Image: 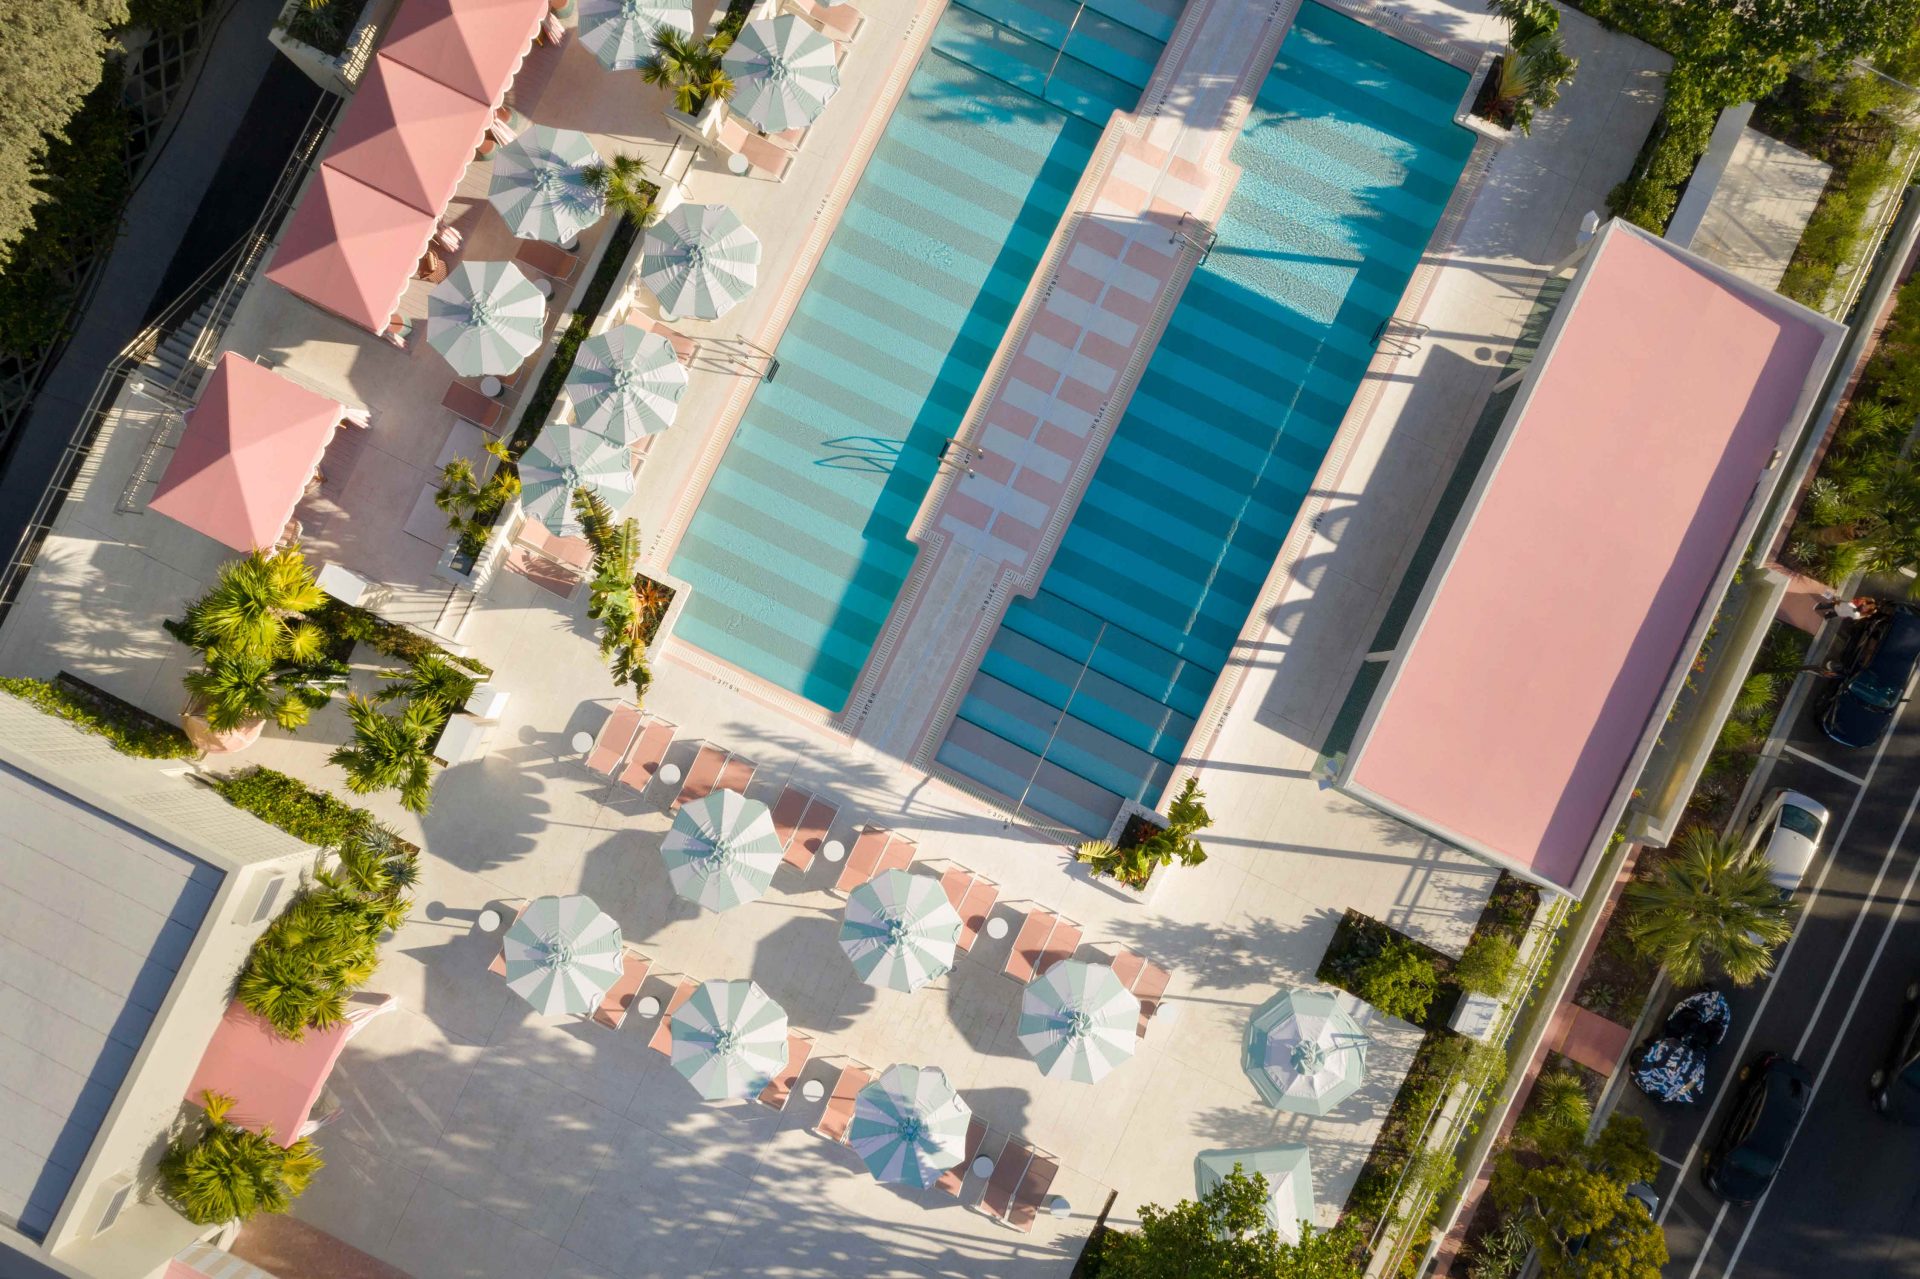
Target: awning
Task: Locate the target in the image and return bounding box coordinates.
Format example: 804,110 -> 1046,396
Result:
322,53 -> 493,216
379,0 -> 549,109
184,994 -> 395,1147
148,353 -> 345,552
266,165 -> 439,333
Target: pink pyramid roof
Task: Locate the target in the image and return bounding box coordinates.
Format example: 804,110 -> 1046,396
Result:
184,999 -> 357,1148
148,353 -> 343,551
323,53 -> 492,216
266,164 -> 438,332
379,0 -> 547,107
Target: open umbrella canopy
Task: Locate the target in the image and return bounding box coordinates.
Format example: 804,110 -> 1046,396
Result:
839,870 -> 962,993
488,125 -> 606,245
723,15 -> 842,133
518,421 -> 635,534
1195,1145 -> 1316,1244
639,203 -> 760,319
564,324 -> 688,443
849,1064 -> 972,1188
669,979 -> 789,1100
425,260 -> 547,376
1243,990 -> 1368,1115
1017,960 -> 1139,1083
661,790 -> 784,912
501,894 -> 626,1016
579,0 -> 694,71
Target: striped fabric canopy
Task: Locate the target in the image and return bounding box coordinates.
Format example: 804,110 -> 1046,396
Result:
849,1064 -> 972,1188
1243,990 -> 1368,1115
1016,960 -> 1139,1083
517,422 -> 634,535
660,790 -> 784,911
579,0 -> 694,71
501,894 -> 625,1016
488,125 -> 606,245
722,15 -> 842,133
838,870 -> 962,992
639,203 -> 760,319
1195,1145 -> 1316,1244
425,260 -> 546,376
669,979 -> 790,1100
564,324 -> 688,443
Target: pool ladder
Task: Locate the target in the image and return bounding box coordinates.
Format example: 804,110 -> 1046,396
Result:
1042,0 -> 1090,95
939,437 -> 985,477
1170,213 -> 1217,264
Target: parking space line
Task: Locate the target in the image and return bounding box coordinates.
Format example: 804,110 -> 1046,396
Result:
1685,1202 -> 1730,1279
1780,743 -> 1867,787
1657,1153 -> 1686,1170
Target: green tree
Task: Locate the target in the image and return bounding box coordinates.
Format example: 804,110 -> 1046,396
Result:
179,547 -> 328,664
1484,0 -> 1577,134
160,1091 -> 322,1225
583,152 -> 657,224
1623,825 -> 1794,986
575,488 -> 656,698
183,651 -> 316,733
640,27 -> 734,113
376,652 -> 477,723
1454,932 -> 1519,997
1350,935 -> 1440,1023
1517,1070 -> 1593,1147
1491,1113 -> 1666,1279
1824,455 -> 1920,594
329,695 -> 440,815
435,442 -> 520,558
1094,1167 -> 1366,1279
1076,777 -> 1211,889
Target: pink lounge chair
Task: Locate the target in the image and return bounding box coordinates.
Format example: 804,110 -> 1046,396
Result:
646,978 -> 699,1054
716,114 -> 793,181
771,786 -> 810,846
592,950 -> 653,1029
714,754 -> 755,796
787,0 -> 862,42
873,836 -> 914,878
756,1031 -> 814,1110
1129,957 -> 1171,1036
586,704 -> 643,774
782,796 -> 838,871
672,745 -> 727,811
514,238 -> 579,285
625,313 -> 697,364
443,381 -> 504,432
934,1116 -> 989,1196
1003,909 -> 1059,984
834,827 -> 892,893
617,717 -> 677,791
1035,919 -> 1080,976
1006,1150 -> 1060,1232
814,1062 -> 872,1142
980,1136 -> 1033,1223
956,878 -> 1000,953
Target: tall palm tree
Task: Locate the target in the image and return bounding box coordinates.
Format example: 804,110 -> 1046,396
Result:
329,695 -> 440,815
184,652 -> 313,732
583,152 -> 656,224
574,488 -> 655,695
376,653 -> 477,721
640,27 -> 733,113
181,547 -> 327,663
1623,826 -> 1794,986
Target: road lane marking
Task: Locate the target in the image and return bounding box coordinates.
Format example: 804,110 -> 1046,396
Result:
1658,1153 -> 1686,1169
1781,743 -> 1867,787
1656,668 -> 1920,1227
1685,1202 -> 1730,1279
1721,778 -> 1920,1279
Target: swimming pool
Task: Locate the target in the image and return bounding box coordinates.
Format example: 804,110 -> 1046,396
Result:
936,2 -> 1476,835
668,0 -> 1183,711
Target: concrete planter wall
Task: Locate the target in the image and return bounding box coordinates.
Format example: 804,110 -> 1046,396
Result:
269,0 -> 391,96
1458,49 -> 1516,145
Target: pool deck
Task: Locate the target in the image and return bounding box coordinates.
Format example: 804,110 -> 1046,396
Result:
0,1 -> 1670,1275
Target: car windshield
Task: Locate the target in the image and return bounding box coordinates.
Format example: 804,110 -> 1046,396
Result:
1852,671 -> 1903,711
1726,1147 -> 1776,1177
1779,806 -> 1823,839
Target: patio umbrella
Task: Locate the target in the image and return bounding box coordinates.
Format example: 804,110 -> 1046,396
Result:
1195,1146 -> 1316,1244
660,790 -> 784,912
579,0 -> 694,71
1017,960 -> 1140,1083
838,869 -> 962,993
425,260 -> 547,377
723,15 -> 842,134
639,203 -> 760,319
488,125 -> 607,245
669,979 -> 790,1100
500,894 -> 626,1016
1243,990 -> 1368,1115
849,1064 -> 972,1189
564,325 -> 688,443
517,421 -> 635,534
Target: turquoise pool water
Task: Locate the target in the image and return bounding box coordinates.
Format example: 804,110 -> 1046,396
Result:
937,2 -> 1476,834
668,0 -> 1183,711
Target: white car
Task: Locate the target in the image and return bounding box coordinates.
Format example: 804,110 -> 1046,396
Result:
1743,790 -> 1831,899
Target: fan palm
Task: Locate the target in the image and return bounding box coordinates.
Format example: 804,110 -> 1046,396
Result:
584,152 -> 657,224
1484,0 -> 1576,134
1516,1070 -> 1592,1146
376,653 -> 477,720
574,488 -> 655,695
1623,826 -> 1795,986
1826,455 -> 1920,595
181,547 -> 327,663
329,695 -> 441,815
161,1091 -> 323,1224
184,652 -> 313,732
641,27 -> 734,113
236,942 -> 353,1038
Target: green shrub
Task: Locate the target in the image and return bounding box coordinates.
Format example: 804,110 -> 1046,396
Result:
1454,933 -> 1519,997
0,674 -> 197,758
1353,936 -> 1442,1023
308,597 -> 491,677
161,1091 -> 322,1224
211,766 -> 388,848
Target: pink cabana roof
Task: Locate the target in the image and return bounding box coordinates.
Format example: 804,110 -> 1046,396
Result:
184,999 -> 357,1148
322,53 -> 492,216
148,353 -> 344,552
266,164 -> 438,333
379,0 -> 548,107
1343,221 -> 1845,896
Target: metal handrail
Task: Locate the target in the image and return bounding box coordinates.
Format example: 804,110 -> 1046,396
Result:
1010,619 -> 1106,829
1042,0 -> 1090,95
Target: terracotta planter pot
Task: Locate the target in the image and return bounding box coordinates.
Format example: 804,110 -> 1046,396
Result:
182,706 -> 264,754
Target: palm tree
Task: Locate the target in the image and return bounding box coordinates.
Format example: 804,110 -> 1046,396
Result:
1623,825 -> 1794,986
376,653 -> 477,721
1483,0 -> 1577,134
583,152 -> 657,224
1075,778 -> 1212,889
184,652 -> 313,732
1517,1070 -> 1593,1147
329,695 -> 441,815
180,547 -> 327,663
574,488 -> 655,696
1826,455 -> 1920,595
161,1091 -> 323,1224
236,941 -> 353,1037
640,27 -> 734,113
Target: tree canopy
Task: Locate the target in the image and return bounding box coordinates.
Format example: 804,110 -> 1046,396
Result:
1092,1168 -> 1366,1279
1492,1113 -> 1667,1279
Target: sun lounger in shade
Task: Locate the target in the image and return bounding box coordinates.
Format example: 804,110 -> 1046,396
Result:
771,786 -> 810,847
513,238 -> 578,284
593,950 -> 653,1030
980,1136 -> 1033,1223
834,827 -> 892,893
956,875 -> 1000,952
783,796 -> 838,871
1006,1149 -> 1060,1232
873,836 -> 914,878
714,754 -> 755,795
1129,958 -> 1171,1036
756,1031 -> 814,1110
586,704 -> 642,775
672,745 -> 727,811
618,717 -> 676,792
645,978 -> 699,1054
813,1062 -> 872,1142
486,901 -> 530,976
1035,919 -> 1080,976
442,380 -> 503,432
1003,909 -> 1060,984
934,1116 -> 990,1196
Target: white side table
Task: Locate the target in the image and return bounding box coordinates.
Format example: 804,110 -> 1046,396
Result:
970,1155 -> 995,1179
727,151 -> 751,175
571,730 -> 595,755
1048,1195 -> 1071,1217
800,1078 -> 825,1103
985,916 -> 1010,941
658,762 -> 683,787
466,683 -> 509,721
635,995 -> 662,1018
480,375 -> 504,398
534,277 -> 554,297
476,907 -> 503,933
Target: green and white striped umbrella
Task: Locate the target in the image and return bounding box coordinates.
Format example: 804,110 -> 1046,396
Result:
661,790 -> 784,912
669,979 -> 789,1100
488,126 -> 606,245
579,0 -> 693,71
639,203 -> 760,319
1017,960 -> 1139,1083
517,421 -> 634,535
425,260 -> 547,377
501,894 -> 625,1016
1243,990 -> 1368,1115
1196,1146 -> 1315,1244
849,1064 -> 972,1188
564,325 -> 687,443
722,16 -> 842,134
839,869 -> 962,992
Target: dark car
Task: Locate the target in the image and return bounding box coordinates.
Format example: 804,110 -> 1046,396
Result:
1870,978 -> 1920,1121
1822,611 -> 1920,747
1703,1053 -> 1812,1205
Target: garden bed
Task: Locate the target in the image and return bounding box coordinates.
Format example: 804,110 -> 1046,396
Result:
210,765 -> 418,852
635,573 -> 674,645
310,597 -> 492,677
1318,909 -> 1461,1033
0,672 -> 197,758
1470,56 -> 1517,130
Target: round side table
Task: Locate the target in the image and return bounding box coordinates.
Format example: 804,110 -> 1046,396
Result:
727,151 -> 751,175
985,915 -> 1010,941
570,730 -> 594,754
821,839 -> 847,863
479,375 -> 503,398
476,907 -> 503,933
800,1079 -> 825,1103
1048,1195 -> 1071,1218
636,995 -> 662,1018
658,762 -> 683,787
970,1155 -> 995,1179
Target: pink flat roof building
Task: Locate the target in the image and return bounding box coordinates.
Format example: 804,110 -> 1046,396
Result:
1342,221 -> 1845,897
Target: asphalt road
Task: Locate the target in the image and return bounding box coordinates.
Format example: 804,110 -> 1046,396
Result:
1602,627 -> 1920,1279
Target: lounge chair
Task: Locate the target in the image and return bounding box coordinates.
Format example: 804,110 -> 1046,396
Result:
625,313 -> 697,364
1035,918 -> 1080,976
443,381 -> 504,432
934,1116 -> 989,1196
1003,908 -> 1060,984
514,239 -> 579,286
1113,950 -> 1172,1036
618,717 -> 677,792
813,1061 -> 872,1142
939,869 -> 1000,952
671,744 -> 727,811
1007,1149 -> 1060,1232
771,786 -> 810,847
586,704 -> 643,774
784,0 -> 862,42
756,1030 -> 814,1110
782,794 -> 838,871
980,1136 -> 1033,1224
833,827 -> 892,893
592,949 -> 653,1029
873,835 -> 914,879
714,754 -> 755,796
646,977 -> 700,1054
715,114 -> 793,181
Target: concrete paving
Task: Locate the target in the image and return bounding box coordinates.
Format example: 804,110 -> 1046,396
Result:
1688,128 -> 1831,293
